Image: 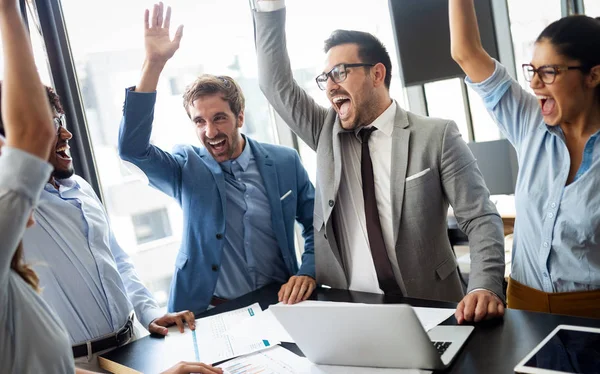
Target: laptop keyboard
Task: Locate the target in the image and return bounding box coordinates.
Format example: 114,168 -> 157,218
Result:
433,341 -> 452,355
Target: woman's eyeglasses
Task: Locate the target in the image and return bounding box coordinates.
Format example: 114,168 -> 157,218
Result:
522,64 -> 587,85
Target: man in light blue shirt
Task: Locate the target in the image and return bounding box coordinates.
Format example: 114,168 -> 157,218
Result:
118,4 -> 316,314
15,86 -> 196,372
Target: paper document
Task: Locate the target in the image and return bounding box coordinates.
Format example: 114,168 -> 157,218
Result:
226,307 -> 294,343
163,303 -> 278,365
218,346 -> 431,374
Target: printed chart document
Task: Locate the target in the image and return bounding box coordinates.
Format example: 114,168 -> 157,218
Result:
218,346 -> 431,374
226,308 -> 295,343
164,303 -> 278,364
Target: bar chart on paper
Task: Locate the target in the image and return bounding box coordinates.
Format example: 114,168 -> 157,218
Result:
219,346 -> 311,374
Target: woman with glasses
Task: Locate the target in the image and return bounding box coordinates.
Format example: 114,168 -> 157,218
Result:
450,0 -> 600,318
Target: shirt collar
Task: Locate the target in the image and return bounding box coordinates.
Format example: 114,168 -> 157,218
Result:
354,100 -> 396,138
45,177 -> 80,194
220,135 -> 252,173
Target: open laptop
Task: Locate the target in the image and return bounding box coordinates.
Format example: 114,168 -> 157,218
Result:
270,303 -> 473,370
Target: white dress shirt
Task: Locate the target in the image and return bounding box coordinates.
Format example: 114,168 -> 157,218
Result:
333,102 -> 402,294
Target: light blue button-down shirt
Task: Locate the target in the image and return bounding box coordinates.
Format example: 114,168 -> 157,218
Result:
466,61 -> 600,293
215,138 -> 288,299
22,175 -> 163,345
0,147 -> 74,374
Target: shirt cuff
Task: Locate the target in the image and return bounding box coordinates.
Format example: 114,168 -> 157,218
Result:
139,307 -> 165,330
254,0 -> 285,12
0,147 -> 53,203
468,288 -> 502,302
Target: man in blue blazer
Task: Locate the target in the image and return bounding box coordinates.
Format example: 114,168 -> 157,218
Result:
118,3 -> 315,314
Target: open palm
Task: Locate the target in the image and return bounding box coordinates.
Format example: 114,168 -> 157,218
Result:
144,2 -> 183,63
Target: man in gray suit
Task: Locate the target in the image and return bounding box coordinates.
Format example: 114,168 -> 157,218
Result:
252,0 -> 506,323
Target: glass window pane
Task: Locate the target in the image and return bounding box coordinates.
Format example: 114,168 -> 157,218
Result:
424,78 -> 470,140
585,1 -> 600,16
0,5 -> 53,88
467,86 -> 501,142
506,0 -> 562,91
60,0 -> 281,306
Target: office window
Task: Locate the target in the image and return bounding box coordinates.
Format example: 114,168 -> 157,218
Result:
0,4 -> 53,87
506,0 -> 562,91
60,0 -> 281,305
132,208 -> 172,245
466,86 -> 501,142
283,0 -> 407,183
585,1 -> 600,16
424,79 -> 470,140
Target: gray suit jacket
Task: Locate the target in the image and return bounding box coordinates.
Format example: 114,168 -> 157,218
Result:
254,8 -> 505,302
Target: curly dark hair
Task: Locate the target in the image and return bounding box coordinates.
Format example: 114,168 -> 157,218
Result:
0,80 -> 64,137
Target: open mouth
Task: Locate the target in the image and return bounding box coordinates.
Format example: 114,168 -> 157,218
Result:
208,138 -> 227,153
332,95 -> 352,120
537,95 -> 556,116
55,144 -> 72,161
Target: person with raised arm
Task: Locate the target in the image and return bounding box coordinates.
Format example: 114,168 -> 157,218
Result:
0,1 -> 221,373
252,0 -> 506,324
0,0 -> 74,371
118,2 -> 316,313
450,0 -> 600,318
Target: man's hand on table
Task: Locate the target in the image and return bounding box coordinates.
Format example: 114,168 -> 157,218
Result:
278,275 -> 316,304
149,310 -> 196,335
455,289 -> 504,324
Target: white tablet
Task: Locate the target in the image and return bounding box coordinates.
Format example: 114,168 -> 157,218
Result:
514,324 -> 600,374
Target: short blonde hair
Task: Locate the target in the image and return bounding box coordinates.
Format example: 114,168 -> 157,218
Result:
182,75 -> 245,118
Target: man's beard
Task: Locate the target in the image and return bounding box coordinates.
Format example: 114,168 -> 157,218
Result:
53,167 -> 74,180
350,94 -> 380,130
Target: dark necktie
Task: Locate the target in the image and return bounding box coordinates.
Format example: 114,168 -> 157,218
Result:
359,127 -> 402,295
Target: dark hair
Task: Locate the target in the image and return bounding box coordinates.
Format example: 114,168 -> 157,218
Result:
324,30 -> 392,89
537,15 -> 600,98
0,81 -> 64,137
182,75 -> 245,118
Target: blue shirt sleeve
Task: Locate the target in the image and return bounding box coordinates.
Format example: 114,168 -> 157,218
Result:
465,60 -> 544,152
0,147 -> 52,305
118,88 -> 185,202
109,230 -> 163,328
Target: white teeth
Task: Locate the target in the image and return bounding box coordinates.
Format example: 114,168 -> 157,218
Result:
208,139 -> 225,146
56,145 -> 68,153
536,95 -> 550,100
332,96 -> 349,103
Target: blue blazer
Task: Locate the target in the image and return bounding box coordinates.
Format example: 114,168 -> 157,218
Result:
118,89 -> 315,313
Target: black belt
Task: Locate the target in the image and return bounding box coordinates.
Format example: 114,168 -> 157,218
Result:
210,295 -> 228,306
72,316 -> 134,358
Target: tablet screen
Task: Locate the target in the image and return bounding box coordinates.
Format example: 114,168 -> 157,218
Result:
522,328 -> 600,373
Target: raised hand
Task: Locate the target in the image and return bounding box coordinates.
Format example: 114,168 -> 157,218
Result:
144,2 -> 183,64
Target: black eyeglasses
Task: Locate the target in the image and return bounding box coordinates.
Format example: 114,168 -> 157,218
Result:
53,115 -> 66,136
522,64 -> 587,85
315,63 -> 375,90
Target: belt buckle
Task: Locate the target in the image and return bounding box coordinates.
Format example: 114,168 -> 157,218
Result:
115,320 -> 132,346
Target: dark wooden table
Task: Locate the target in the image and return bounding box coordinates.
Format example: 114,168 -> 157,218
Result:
100,284 -> 600,373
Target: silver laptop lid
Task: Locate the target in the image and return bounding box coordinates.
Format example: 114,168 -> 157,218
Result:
270,303 -> 448,369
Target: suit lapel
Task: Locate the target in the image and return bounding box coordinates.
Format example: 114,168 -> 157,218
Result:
391,104 -> 410,246
250,140 -> 290,259
323,119 -> 346,268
